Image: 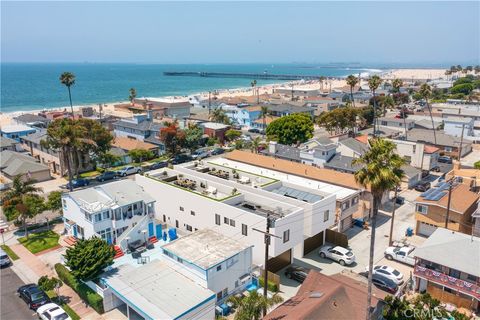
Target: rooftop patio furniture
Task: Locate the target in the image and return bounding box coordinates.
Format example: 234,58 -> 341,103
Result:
238,176 -> 250,184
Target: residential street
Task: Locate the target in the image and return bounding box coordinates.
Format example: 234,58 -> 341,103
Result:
0,265 -> 36,320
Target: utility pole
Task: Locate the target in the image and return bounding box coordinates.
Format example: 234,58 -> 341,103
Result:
388,187 -> 398,246
445,178 -> 455,229
208,91 -> 211,114
458,123 -> 465,162
253,213 -> 281,316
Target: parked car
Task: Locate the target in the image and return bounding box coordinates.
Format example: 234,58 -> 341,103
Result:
148,161 -> 168,170
17,284 -> 50,310
171,154 -> 193,164
37,303 -> 71,320
365,265 -> 404,285
384,246 -> 416,266
414,181 -> 431,192
284,265 -> 309,283
438,156 -> 452,164
95,171 -> 117,182
372,273 -> 398,294
430,166 -> 441,172
191,148 -> 210,160
0,248 -> 11,267
319,245 -> 355,266
65,178 -> 90,189
116,166 -> 142,177
210,148 -> 225,155
395,196 -> 405,205
248,128 -> 260,134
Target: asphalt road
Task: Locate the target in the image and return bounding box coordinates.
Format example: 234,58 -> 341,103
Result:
1,265 -> 36,320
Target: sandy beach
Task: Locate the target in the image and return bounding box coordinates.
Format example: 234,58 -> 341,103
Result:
0,68 -> 447,128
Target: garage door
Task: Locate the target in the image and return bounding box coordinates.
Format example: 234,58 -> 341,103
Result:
340,216 -> 353,232
303,231 -> 324,255
268,249 -> 292,273
418,222 -> 437,237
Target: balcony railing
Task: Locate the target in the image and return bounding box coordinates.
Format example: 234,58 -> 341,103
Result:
414,265 -> 480,299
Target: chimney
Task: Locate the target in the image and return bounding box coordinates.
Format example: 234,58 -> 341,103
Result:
269,141 -> 277,155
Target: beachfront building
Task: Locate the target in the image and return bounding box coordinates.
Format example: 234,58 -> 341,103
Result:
12,113 -> 51,128
136,160 -> 337,270
414,182 -> 479,237
0,124 -> 36,142
61,180 -> 156,245
161,229 -> 253,302
413,228 -> 480,312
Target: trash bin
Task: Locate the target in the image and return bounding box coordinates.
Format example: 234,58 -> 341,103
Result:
405,227 -> 413,237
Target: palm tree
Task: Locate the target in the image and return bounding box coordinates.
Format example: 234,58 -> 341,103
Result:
368,75 -> 382,136
419,83 -> 436,145
391,79 -> 408,140
251,80 -> 258,103
346,75 -> 359,107
228,290 -> 283,320
60,72 -> 76,117
251,137 -> 261,154
379,96 -> 395,116
353,138 -> 405,320
129,88 -> 137,105
259,106 -> 270,136
2,176 -> 43,237
209,107 -> 230,125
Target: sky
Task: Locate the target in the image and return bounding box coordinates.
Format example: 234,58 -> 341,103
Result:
1,1 -> 479,65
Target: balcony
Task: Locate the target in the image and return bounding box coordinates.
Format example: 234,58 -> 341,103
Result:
414,265 -> 480,299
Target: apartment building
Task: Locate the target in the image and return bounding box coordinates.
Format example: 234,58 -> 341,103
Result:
61,180 -> 156,244
414,182 -> 479,237
414,228 -> 479,312
136,161 -> 336,271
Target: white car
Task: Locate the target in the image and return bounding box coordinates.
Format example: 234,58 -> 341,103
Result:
0,248 -> 10,267
116,166 -> 141,177
37,303 -> 71,320
319,245 -> 355,266
365,265 -> 404,285
384,246 -> 416,266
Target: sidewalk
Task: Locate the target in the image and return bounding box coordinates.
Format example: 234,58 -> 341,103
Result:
9,242 -> 100,319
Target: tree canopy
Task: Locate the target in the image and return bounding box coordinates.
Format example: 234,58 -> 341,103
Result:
266,113 -> 313,145
64,237 -> 115,281
225,129 -> 242,142
128,149 -> 154,163
183,124 -> 204,151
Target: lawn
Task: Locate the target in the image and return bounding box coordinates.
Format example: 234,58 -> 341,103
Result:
18,230 -> 60,254
1,244 -> 19,260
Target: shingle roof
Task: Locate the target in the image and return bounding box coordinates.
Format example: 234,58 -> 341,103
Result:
0,150 -> 50,176
414,228 -> 480,277
0,136 -> 17,148
401,165 -> 421,179
262,143 -> 301,162
113,118 -> 161,132
415,183 -> 479,214
406,128 -> 471,148
13,114 -> 50,124
324,154 -> 363,173
339,138 -> 369,156
300,137 -> 336,151
268,104 -> 314,114
21,129 -> 47,145
112,137 -> 159,151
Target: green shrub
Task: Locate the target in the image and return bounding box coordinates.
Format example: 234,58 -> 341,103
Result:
54,263 -> 104,314
474,160 -> 480,169
259,277 -> 279,292
1,244 -> 19,260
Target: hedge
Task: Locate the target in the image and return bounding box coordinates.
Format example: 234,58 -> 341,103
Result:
259,277 -> 279,293
1,244 -> 19,260
54,263 -> 104,314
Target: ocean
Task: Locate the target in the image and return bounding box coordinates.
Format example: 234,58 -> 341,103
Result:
1,63 -> 379,113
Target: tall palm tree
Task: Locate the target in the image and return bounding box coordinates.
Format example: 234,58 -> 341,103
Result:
353,138 -> 405,320
259,106 -> 270,136
228,290 -> 283,320
251,80 -> 257,102
209,107 -> 230,125
251,137 -> 261,154
60,72 -> 76,117
346,75 -> 359,107
391,79 -> 408,140
419,83 -> 436,145
368,75 -> 382,137
129,88 -> 137,105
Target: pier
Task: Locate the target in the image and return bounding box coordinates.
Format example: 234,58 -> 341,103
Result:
163,71 -> 328,81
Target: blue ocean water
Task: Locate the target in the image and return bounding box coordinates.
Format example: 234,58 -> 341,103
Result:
1,63 -> 376,112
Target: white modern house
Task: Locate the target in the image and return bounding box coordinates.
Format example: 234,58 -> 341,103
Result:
136,161 -> 337,272
61,180 -> 156,245
389,139 -> 440,171
443,116 -> 479,143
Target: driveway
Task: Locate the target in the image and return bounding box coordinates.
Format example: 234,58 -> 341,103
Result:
461,148 -> 480,168
1,265 -> 36,320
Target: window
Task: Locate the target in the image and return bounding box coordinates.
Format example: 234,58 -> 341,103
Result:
242,224 -> 248,236
416,204 -> 428,214
186,224 -> 192,232
342,202 -> 350,210
351,197 -> 359,205
190,210 -> 195,216
62,199 -> 67,209
94,214 -> 102,222
163,214 -> 166,222
224,217 -> 229,224
179,206 -> 184,212
324,210 -> 329,222
215,214 -> 221,225
175,220 -> 179,228
217,265 -> 222,271
445,147 -> 453,152
283,230 -> 290,243
103,211 -> 109,219
230,219 -> 235,227
381,121 -> 388,126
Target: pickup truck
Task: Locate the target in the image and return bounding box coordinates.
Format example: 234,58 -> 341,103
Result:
384,246 -> 416,266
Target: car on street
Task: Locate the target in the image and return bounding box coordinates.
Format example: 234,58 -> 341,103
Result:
64,178 -> 90,189
430,166 -> 441,172
37,303 -> 71,320
210,148 -> 224,155
17,284 -> 50,310
171,154 -> 193,164
284,265 -> 309,283
191,148 -> 210,160
414,181 -> 431,192
148,161 -> 168,170
395,196 -> 405,205
438,156 -> 452,164
116,166 -> 142,177
95,171 -> 117,182
365,265 -> 404,285
248,128 -> 260,134
319,245 -> 355,266
384,246 -> 416,266
0,248 -> 11,267
372,273 -> 398,294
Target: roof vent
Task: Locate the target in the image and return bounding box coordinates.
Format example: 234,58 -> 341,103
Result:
309,292 -> 324,298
